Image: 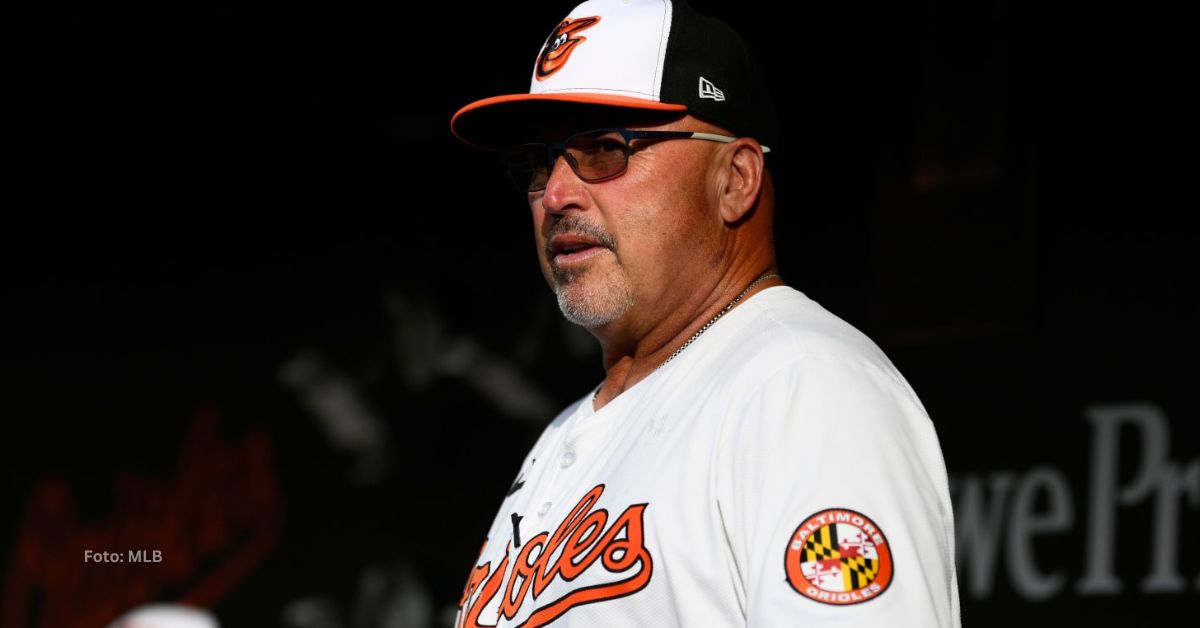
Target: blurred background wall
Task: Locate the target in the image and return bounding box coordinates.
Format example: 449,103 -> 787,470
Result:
2,1 -> 1195,626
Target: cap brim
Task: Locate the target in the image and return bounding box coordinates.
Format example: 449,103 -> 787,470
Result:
451,93 -> 688,150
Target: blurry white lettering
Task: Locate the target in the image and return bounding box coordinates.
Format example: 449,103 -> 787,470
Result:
952,402 -> 1198,600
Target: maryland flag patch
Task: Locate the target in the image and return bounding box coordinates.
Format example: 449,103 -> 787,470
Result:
784,508 -> 893,605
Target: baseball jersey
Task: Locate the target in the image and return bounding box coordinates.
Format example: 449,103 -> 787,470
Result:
456,286 -> 961,627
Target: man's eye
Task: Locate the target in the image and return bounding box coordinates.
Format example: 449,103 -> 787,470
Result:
588,138 -> 625,154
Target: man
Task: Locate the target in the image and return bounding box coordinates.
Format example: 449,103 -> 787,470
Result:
449,1 -> 960,626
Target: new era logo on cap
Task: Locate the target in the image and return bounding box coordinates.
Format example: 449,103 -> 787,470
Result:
698,77 -> 725,102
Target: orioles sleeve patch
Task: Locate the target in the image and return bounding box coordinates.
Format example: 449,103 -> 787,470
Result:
784,508 -> 894,605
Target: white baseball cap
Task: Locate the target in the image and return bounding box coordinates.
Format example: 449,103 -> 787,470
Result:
451,0 -> 779,151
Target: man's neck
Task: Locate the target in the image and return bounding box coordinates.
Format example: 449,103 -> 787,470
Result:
589,268 -> 782,410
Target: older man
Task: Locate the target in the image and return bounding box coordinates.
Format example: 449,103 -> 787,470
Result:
449,1 -> 960,626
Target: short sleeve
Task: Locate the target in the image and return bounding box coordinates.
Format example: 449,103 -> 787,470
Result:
715,356 -> 960,627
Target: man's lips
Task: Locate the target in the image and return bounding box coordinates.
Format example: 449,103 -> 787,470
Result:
549,233 -> 607,264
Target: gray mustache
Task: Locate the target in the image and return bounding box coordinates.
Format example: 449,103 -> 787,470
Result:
545,217 -> 617,258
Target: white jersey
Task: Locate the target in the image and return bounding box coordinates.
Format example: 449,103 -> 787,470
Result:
456,286 -> 960,627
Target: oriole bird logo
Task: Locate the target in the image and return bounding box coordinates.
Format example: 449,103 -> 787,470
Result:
536,16 -> 601,81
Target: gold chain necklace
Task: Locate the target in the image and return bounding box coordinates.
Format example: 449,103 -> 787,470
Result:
593,272 -> 782,402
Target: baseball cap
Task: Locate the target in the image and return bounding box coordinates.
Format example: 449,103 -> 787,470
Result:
450,0 -> 779,152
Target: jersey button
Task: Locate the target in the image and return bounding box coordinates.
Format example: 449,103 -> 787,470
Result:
560,450 -> 576,468
538,501 -> 552,516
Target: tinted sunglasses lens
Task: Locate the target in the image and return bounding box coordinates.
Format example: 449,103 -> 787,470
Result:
502,131 -> 631,191
567,131 -> 629,181
501,145 -> 550,191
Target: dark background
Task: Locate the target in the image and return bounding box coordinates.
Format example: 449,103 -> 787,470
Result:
2,1 -> 1195,626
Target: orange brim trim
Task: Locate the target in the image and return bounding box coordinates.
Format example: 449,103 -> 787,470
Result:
450,93 -> 688,149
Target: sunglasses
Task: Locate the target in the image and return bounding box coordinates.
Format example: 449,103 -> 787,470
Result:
500,127 -> 772,192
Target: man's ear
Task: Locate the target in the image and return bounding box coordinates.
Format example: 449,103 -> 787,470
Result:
715,139 -> 766,224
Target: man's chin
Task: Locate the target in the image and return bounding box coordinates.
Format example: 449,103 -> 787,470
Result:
557,302 -> 626,329
554,280 -> 634,329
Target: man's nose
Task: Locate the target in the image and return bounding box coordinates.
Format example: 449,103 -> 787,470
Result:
540,152 -> 585,214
